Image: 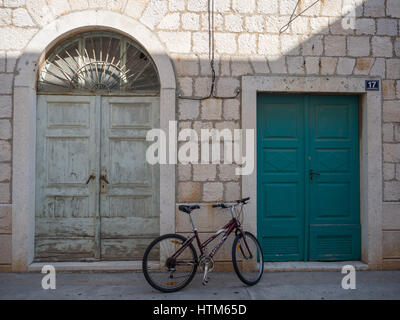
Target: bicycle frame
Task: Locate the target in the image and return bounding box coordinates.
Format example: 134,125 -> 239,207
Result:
171,204 -> 252,265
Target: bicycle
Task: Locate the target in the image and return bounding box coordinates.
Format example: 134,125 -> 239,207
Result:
142,197 -> 264,293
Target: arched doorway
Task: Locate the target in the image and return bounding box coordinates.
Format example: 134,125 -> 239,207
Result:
35,31 -> 161,262
13,10 -> 176,271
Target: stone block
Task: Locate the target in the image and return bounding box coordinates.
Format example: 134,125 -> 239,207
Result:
383,231 -> 400,258
281,35 -> 301,55
124,0 -> 148,19
0,141 -> 11,162
224,182 -> 240,202
0,163 -> 11,183
223,99 -> 240,121
320,57 -> 338,75
250,55 -> 270,74
383,163 -> 395,181
215,78 -> 240,97
384,182 -> 400,201
384,143 -> 400,162
377,18 -> 398,36
158,32 -> 192,53
0,96 -> 11,118
324,36 -> 346,56
383,101 -> 400,123
187,0 -> 207,12
387,0 -> 400,18
158,12 -> 180,30
193,164 -> 217,181
214,33 -> 237,54
178,164 -> 192,182
310,17 -> 329,35
383,80 -> 396,100
231,59 -> 253,77
258,34 -> 280,55
287,56 -> 305,74
192,32 -> 209,54
0,119 -> 12,140
383,123 -> 394,142
182,12 -> 200,31
172,53 -> 199,76
0,183 -> 10,203
178,182 -> 201,202
245,15 -> 264,33
364,0 -> 386,17
301,35 -> 323,56
305,57 -> 320,75
372,37 -> 393,57
0,205 -> 11,233
355,18 -> 376,35
347,36 -> 370,57
238,33 -> 257,55
0,74 -> 13,94
370,57 -> 386,78
386,59 -> 400,80
0,234 -> 11,264
219,164 -> 240,182
201,99 -> 222,120
224,14 -> 243,32
354,58 -> 374,75
203,182 -> 224,202
179,100 -> 200,120
140,0 -> 168,29
257,0 -> 278,14
232,0 -> 255,14
336,57 -> 356,75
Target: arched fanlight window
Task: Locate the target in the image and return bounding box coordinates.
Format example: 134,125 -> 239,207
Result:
38,31 -> 160,94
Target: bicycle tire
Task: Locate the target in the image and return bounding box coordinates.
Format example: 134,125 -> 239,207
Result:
142,234 -> 198,293
232,231 -> 264,286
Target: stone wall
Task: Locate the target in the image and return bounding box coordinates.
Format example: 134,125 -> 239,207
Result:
0,0 -> 399,270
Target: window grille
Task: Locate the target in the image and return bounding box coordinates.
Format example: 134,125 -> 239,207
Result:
38,31 -> 160,94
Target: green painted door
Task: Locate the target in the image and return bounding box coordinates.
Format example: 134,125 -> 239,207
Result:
257,94 -> 360,262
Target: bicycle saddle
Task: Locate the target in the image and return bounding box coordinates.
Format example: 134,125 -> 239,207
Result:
179,205 -> 200,214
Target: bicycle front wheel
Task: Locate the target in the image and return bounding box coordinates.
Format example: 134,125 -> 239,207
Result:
232,231 -> 264,286
142,234 -> 198,293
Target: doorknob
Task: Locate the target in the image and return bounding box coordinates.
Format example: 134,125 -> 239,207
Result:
86,174 -> 96,184
100,174 -> 109,184
309,169 -> 320,181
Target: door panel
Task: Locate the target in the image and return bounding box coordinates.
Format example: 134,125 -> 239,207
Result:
257,95 -> 306,261
100,97 -> 160,260
257,94 -> 360,262
308,95 -> 360,261
36,95 -> 160,262
36,95 -> 100,261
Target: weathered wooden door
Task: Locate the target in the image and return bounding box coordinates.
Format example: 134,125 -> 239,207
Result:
100,97 -> 160,260
35,95 -> 159,261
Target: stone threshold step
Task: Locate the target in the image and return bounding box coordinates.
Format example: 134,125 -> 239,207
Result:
264,261 -> 369,272
29,261 -> 369,272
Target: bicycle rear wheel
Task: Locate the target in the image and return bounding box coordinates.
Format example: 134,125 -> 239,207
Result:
232,231 -> 264,286
142,234 -> 198,293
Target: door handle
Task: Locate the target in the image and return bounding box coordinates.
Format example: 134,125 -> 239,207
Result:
309,169 -> 320,181
100,175 -> 109,184
86,174 -> 96,184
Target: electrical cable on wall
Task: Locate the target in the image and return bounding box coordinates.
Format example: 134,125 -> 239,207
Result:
280,0 -> 322,33
178,0 -> 241,101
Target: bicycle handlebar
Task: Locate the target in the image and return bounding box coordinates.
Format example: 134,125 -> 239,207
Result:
212,197 -> 250,209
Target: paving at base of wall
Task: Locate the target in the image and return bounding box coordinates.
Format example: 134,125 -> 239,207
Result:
0,271 -> 399,300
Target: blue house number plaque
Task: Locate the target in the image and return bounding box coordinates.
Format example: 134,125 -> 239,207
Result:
365,80 -> 380,91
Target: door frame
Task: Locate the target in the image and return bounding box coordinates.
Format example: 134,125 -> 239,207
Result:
242,75 -> 383,269
12,11 -> 177,271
